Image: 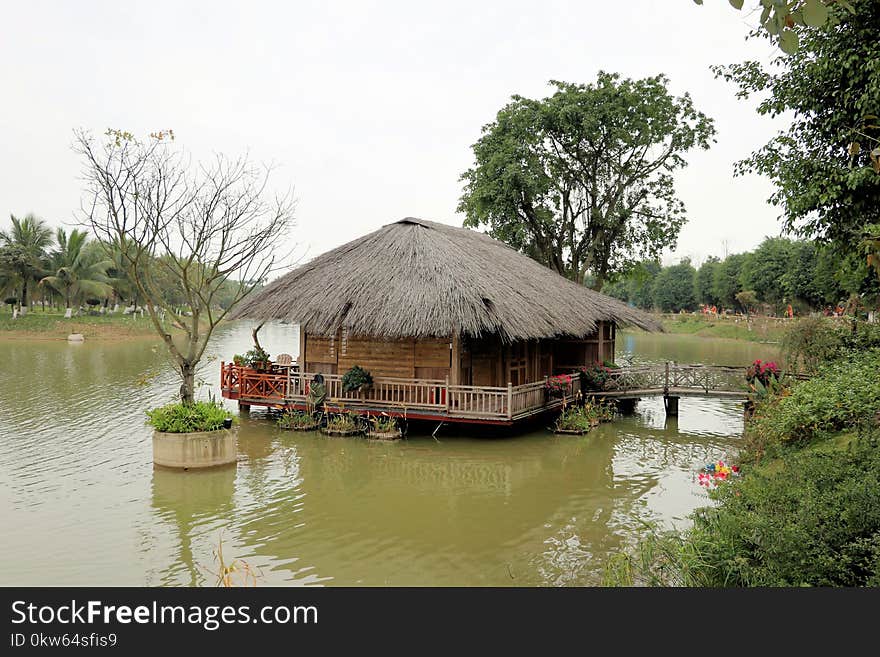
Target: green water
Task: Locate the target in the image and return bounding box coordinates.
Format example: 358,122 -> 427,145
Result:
0,323 -> 778,586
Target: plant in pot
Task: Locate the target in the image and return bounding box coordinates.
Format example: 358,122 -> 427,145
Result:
148,398 -> 238,469
342,365 -> 373,394
243,345 -> 270,371
544,374 -> 572,399
579,365 -> 613,392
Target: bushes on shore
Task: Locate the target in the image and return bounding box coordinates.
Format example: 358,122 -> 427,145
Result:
606,432 -> 880,587
605,319 -> 880,587
743,349 -> 880,461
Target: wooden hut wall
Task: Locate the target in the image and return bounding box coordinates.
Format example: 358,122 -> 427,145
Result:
303,331 -> 451,380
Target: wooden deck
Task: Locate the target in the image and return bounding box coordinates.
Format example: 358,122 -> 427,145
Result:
219,361 -> 795,425
220,364 -> 574,424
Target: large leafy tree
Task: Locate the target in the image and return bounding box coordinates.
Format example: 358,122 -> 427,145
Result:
0,214 -> 53,313
741,237 -> 793,310
711,252 -> 748,308
695,256 -> 721,305
714,1 -> 880,247
459,73 -> 715,289
652,259 -> 698,312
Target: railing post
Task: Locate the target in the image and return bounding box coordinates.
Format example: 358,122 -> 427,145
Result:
445,376 -> 450,412
507,382 -> 513,420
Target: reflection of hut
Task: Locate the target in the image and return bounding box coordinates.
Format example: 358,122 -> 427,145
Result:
224,218 -> 659,424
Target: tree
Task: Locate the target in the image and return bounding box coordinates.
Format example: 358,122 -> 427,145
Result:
741,237 -> 793,310
694,1 -> 853,54
735,289 -> 759,317
459,73 -> 715,289
712,252 -> 748,308
780,240 -> 821,307
0,214 -> 53,314
652,259 -> 698,312
76,129 -> 295,403
714,1 -> 880,248
695,256 -> 721,305
40,229 -> 114,314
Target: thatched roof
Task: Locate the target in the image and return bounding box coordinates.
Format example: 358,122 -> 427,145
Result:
231,218 -> 661,340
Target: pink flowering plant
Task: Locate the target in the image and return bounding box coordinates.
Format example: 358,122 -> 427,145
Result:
545,374 -> 572,397
579,364 -> 615,391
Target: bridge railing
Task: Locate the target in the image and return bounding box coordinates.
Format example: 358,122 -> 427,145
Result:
587,363 -> 809,396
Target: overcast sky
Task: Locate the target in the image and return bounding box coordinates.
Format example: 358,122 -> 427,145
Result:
1,0 -> 785,270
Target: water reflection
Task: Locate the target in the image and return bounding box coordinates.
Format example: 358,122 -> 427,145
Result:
0,323 -> 775,586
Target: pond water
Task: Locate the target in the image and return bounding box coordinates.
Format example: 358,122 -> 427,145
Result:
0,323 -> 778,586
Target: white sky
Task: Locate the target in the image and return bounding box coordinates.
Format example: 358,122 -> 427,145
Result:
1,0 -> 785,271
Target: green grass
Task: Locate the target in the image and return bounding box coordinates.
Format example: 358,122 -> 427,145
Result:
657,314 -> 789,343
0,310 -> 163,339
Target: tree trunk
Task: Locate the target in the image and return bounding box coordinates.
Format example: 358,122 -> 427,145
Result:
20,279 -> 28,315
180,362 -> 196,404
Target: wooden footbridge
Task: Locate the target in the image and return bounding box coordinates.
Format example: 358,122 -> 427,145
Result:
588,363 -> 804,416
581,363 -> 749,416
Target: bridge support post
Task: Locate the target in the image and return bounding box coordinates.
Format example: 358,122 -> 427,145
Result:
238,402 -> 251,414
663,395 -> 679,417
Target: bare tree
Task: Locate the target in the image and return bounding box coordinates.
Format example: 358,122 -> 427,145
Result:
75,128 -> 295,403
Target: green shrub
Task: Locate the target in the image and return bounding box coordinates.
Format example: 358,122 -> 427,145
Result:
342,365 -> 373,392
745,349 -> 880,458
783,318 -> 880,374
146,400 -> 233,433
325,412 -> 361,432
277,410 -> 317,430
368,414 -> 398,433
607,433 -> 880,587
553,399 -> 615,432
242,346 -> 270,368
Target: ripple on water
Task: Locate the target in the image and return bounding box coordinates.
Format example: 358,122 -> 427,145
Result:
0,325 -> 764,585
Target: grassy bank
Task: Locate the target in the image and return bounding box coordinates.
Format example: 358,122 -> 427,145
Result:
606,323 -> 880,587
0,311 -> 162,340
654,313 -> 792,343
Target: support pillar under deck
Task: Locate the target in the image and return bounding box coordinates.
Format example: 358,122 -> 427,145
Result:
663,395 -> 679,417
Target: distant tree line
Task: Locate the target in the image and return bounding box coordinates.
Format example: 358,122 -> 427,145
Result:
0,213 -> 260,315
603,236 -> 880,314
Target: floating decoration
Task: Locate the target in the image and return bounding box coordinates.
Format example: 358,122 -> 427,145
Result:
697,460 -> 740,488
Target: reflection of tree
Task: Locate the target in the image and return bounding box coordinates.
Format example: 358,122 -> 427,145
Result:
150,465 -> 236,585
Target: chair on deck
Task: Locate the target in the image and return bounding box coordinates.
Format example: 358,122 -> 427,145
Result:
275,353 -> 293,368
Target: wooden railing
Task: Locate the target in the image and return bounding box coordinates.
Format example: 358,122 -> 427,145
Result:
219,361 -> 787,421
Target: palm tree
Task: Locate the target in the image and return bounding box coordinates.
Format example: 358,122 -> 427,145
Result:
0,214 -> 53,313
40,229 -> 114,316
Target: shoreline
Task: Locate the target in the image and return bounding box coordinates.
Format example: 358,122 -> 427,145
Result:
0,313 -> 166,342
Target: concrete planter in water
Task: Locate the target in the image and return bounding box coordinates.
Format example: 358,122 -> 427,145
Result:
152,427 -> 237,469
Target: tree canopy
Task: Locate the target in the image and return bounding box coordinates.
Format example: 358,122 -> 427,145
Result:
714,0 -> 880,248
459,73 -> 715,290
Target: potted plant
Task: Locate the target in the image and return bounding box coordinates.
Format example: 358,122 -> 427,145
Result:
544,374 -> 572,399
276,409 -> 320,431
367,414 -> 401,440
148,399 -> 238,469
243,346 -> 271,371
579,365 -> 614,392
321,411 -> 363,437
342,365 -> 373,394
232,354 -> 246,367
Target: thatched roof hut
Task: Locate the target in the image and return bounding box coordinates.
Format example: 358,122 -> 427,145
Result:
231,217 -> 660,340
